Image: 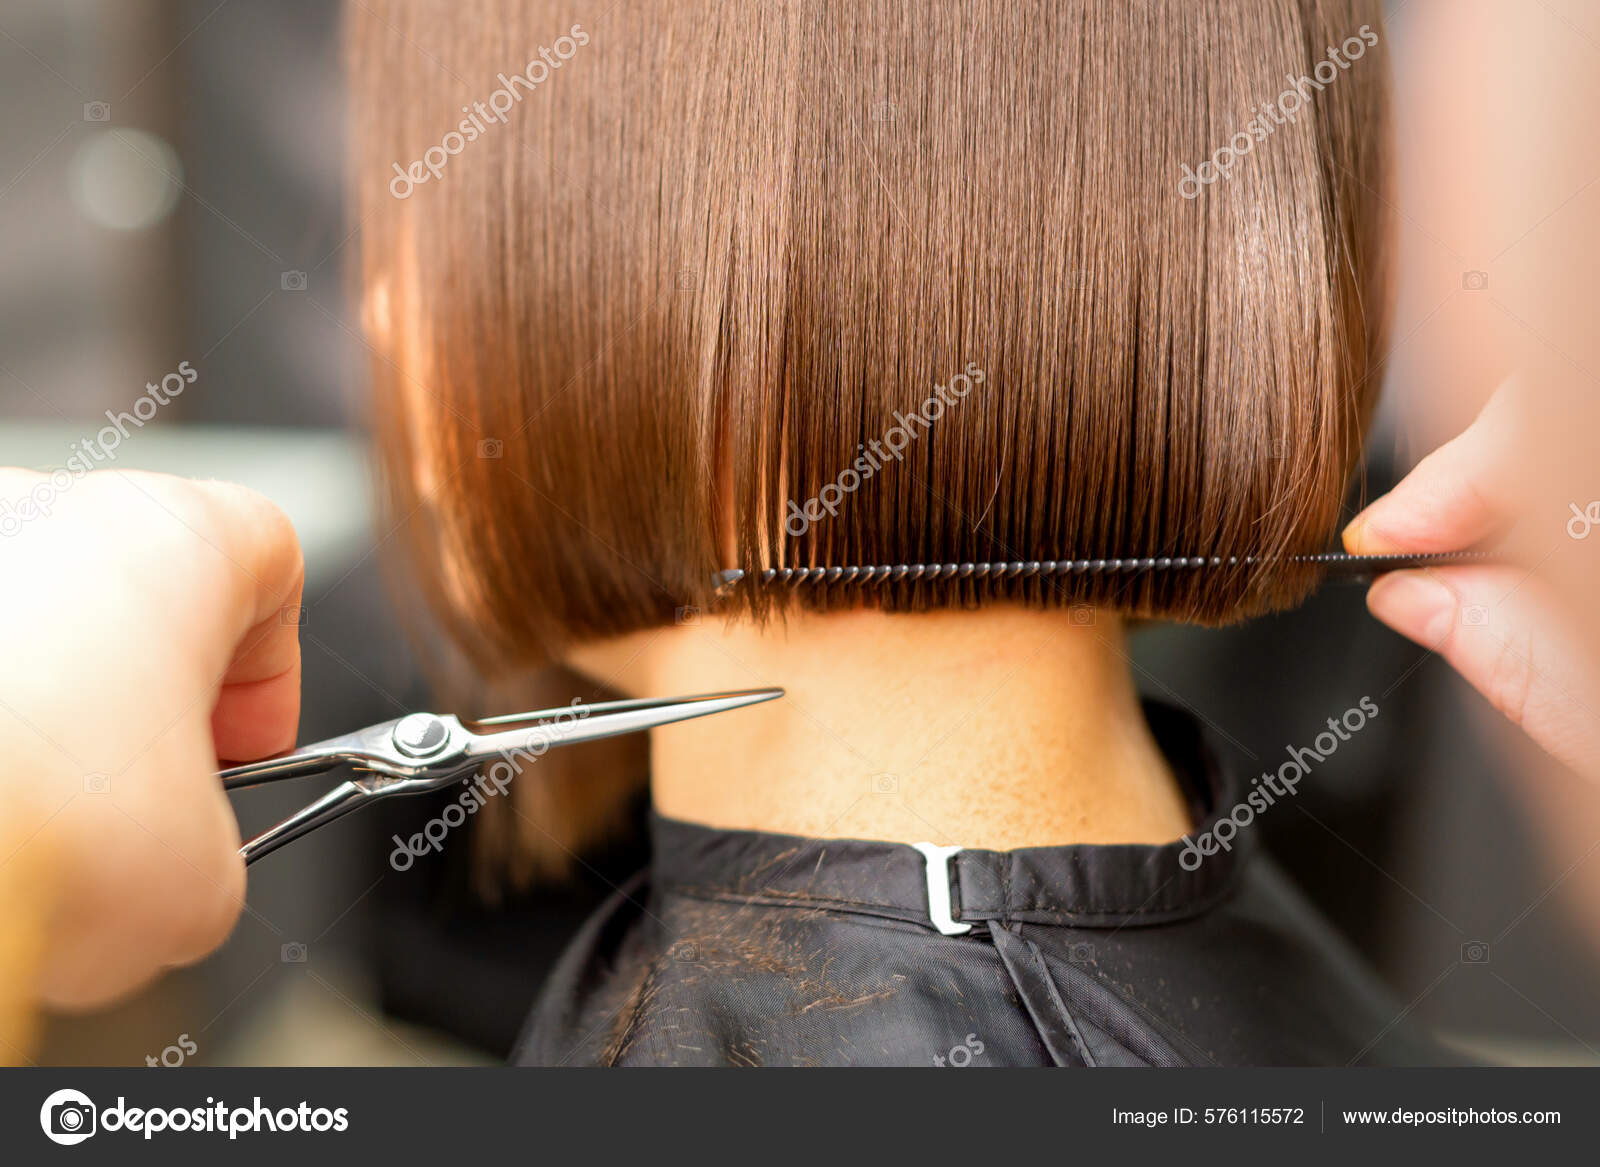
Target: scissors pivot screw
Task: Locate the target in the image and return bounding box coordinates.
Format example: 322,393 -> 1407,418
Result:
392,713 -> 450,758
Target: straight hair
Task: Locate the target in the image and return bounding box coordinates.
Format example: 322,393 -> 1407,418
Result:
348,0 -> 1390,873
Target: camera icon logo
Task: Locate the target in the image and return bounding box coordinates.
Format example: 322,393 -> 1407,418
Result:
280,604 -> 308,626
674,605 -> 701,626
281,941 -> 308,963
1067,941 -> 1096,965
83,102 -> 111,122
476,438 -> 504,459
1462,270 -> 1489,291
871,772 -> 899,794
1461,605 -> 1489,627
870,100 -> 897,122
1069,605 -> 1096,626
82,772 -> 111,795
280,270 -> 308,292
1461,940 -> 1490,964
670,941 -> 700,962
40,1088 -> 97,1145
676,268 -> 700,290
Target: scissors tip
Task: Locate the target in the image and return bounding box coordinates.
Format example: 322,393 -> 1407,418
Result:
731,686 -> 785,701
514,686 -> 784,748
680,687 -> 785,714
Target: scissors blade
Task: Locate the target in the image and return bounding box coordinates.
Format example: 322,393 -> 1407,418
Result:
460,688 -> 784,761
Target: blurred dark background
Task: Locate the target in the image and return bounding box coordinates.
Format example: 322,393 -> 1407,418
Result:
3,0 -> 1597,1066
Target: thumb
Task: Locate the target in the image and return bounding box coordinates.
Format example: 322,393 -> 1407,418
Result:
1343,377 -> 1525,555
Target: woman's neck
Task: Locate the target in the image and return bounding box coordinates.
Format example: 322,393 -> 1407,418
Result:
567,605 -> 1193,850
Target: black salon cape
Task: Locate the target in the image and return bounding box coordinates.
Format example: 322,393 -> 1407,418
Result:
515,704 -> 1457,1066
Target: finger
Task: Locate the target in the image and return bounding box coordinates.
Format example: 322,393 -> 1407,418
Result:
182,479 -> 306,674
1343,379 -> 1523,555
77,471 -> 306,684
163,478 -> 304,761
1367,565 -> 1600,780
211,650 -> 302,761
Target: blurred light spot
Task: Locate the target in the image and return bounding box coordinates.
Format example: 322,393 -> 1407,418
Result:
365,276 -> 391,340
68,129 -> 183,231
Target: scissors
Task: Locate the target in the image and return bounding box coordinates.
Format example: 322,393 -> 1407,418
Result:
221,688 -> 783,865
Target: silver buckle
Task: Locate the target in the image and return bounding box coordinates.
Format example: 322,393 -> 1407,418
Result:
912,842 -> 972,935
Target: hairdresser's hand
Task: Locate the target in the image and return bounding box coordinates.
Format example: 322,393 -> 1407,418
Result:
1344,380 -> 1600,782
0,469 -> 302,1008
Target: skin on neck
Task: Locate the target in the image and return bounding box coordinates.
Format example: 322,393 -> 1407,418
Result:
566,604 -> 1193,850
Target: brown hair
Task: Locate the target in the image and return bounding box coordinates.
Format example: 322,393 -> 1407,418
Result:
348,0 -> 1389,871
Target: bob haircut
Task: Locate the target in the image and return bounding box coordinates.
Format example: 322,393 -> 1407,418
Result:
349,0 -> 1390,669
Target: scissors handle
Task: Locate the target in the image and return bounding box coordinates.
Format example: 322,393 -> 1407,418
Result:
239,780 -> 372,865
220,748 -> 358,791
219,716 -> 440,791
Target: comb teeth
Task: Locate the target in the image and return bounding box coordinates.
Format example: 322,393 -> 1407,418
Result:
711,551 -> 1490,592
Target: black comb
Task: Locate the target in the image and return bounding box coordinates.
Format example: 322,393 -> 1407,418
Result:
712,551 -> 1491,592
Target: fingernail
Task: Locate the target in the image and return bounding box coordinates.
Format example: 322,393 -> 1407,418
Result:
1344,498 -> 1402,553
1367,572 -> 1455,644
